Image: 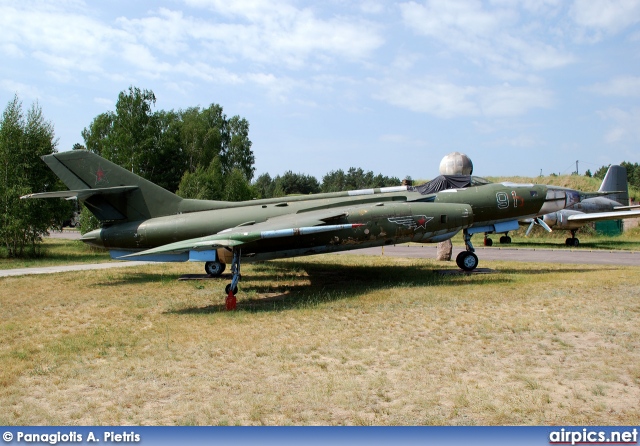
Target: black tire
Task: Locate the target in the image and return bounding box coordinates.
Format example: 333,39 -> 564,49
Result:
572,238 -> 580,247
484,238 -> 493,246
205,261 -> 226,277
225,284 -> 238,295
505,236 -> 512,244
456,251 -> 478,271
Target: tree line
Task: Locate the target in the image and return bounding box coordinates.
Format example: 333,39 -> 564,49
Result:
0,88 -> 400,256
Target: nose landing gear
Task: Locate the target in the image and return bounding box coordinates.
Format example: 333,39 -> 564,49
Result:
456,229 -> 480,271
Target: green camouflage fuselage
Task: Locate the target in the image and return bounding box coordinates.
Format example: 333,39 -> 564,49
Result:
86,183 -> 547,261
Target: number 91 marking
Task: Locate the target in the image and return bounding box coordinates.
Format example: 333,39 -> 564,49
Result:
496,192 -> 509,209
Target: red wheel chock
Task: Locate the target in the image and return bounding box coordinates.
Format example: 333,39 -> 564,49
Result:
225,293 -> 237,311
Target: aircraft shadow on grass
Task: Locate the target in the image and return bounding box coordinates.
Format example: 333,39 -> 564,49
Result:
91,272 -> 178,287
88,260 -> 611,312
168,260 -> 517,314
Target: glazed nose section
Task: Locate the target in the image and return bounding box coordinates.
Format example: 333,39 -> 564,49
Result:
565,189 -> 580,207
539,187 -> 581,214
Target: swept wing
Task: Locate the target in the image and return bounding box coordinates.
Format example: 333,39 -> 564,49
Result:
564,209 -> 640,223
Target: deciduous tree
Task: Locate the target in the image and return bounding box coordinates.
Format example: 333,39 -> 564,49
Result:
0,95 -> 70,256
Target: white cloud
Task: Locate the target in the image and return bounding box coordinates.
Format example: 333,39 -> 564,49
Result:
375,79 -> 553,118
399,0 -> 575,77
487,134 -> 540,149
122,1 -> 385,69
588,76 -> 640,97
0,2 -> 132,81
0,79 -> 42,99
598,107 -> 640,144
379,134 -> 428,147
571,0 -> 640,40
477,84 -> 553,116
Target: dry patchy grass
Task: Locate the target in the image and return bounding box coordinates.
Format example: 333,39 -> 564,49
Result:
1,255 -> 639,425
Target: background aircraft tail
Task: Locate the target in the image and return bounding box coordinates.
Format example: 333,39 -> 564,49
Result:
42,150 -> 184,221
598,165 -> 629,206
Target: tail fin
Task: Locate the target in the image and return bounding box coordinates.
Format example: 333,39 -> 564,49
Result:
42,150 -> 183,221
598,165 -> 629,206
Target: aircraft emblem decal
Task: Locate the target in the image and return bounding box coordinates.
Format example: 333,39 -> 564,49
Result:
93,165 -> 109,186
388,215 -> 433,230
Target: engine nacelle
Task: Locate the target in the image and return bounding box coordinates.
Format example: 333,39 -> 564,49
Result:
543,210 -> 584,230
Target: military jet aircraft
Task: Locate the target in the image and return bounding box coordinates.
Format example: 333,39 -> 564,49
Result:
23,151 -> 580,308
521,165 -> 640,246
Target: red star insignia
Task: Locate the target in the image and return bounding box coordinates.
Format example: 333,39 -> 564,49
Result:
94,165 -> 109,185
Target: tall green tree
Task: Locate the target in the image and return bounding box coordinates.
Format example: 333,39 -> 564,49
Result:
621,161 -> 640,190
593,165 -> 610,180
0,95 -> 70,256
82,87 -> 255,193
82,86 -> 188,192
322,168 -> 400,192
176,157 -> 225,200
225,116 -> 255,181
253,173 -> 275,199
273,171 -> 321,195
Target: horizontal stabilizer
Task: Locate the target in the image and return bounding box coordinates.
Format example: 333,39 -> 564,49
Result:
21,186 -> 139,200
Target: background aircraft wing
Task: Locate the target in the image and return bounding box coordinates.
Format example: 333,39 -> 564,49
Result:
565,209 -> 640,222
614,204 -> 640,210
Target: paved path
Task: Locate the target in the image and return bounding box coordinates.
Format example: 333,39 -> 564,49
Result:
0,261 -> 155,277
343,245 -> 640,267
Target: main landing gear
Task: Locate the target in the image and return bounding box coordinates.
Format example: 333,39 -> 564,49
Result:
204,261 -> 226,276
224,249 -> 241,311
483,233 -> 512,246
203,253 -> 240,311
565,230 -> 580,247
456,229 -> 479,271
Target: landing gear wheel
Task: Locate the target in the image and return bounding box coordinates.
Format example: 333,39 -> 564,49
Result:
565,237 -> 579,247
484,237 -> 493,246
500,236 -> 512,244
456,251 -> 479,271
225,283 -> 238,295
205,261 -> 226,277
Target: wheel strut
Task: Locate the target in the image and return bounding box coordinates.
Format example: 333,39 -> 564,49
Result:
225,248 -> 241,311
463,229 -> 475,252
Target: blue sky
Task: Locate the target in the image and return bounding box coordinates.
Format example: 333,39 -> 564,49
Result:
1,0 -> 639,181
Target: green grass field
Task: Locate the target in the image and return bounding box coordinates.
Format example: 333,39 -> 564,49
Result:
1,252 -> 639,425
